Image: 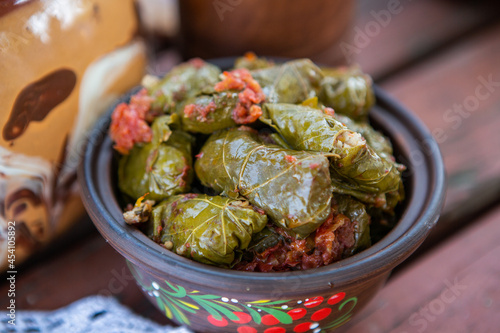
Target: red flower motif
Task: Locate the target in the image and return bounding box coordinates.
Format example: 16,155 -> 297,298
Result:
261,314 -> 280,326
327,292 -> 346,305
287,308 -> 307,320
264,327 -> 286,333
232,311 -> 252,324
293,322 -> 312,333
238,326 -> 257,333
311,308 -> 332,321
207,315 -> 228,327
304,296 -> 324,308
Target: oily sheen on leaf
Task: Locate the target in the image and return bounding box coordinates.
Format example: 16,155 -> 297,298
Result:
261,103 -> 402,195
118,115 -> 194,201
195,127 -> 333,238
151,194 -> 267,266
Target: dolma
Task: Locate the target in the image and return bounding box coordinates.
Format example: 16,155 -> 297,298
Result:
334,113 -> 406,211
319,66 -> 375,120
177,68 -> 265,133
151,194 -> 268,266
235,208 -> 357,272
257,129 -> 293,149
234,52 -> 275,70
118,115 -> 194,201
261,103 -> 402,194
176,92 -> 240,134
109,88 -> 153,154
246,227 -> 282,254
195,127 -> 333,238
251,59 -> 324,104
146,58 -> 221,113
335,113 -> 393,161
334,194 -> 371,255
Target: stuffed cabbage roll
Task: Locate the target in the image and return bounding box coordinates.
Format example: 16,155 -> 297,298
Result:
151,194 -> 268,266
261,103 -> 402,194
118,115 -> 194,201
319,66 -> 375,120
195,127 -> 333,238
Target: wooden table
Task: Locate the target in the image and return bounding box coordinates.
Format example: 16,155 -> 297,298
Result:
2,0 -> 500,331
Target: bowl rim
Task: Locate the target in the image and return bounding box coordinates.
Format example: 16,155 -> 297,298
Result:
78,82 -> 445,290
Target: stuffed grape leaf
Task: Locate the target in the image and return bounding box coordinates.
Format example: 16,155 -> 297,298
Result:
176,92 -> 240,134
175,67 -> 265,133
251,59 -> 324,104
118,115 -> 194,201
261,103 -> 402,195
194,127 -> 333,238
335,113 -> 393,160
246,226 -> 283,254
319,66 -> 375,120
234,52 -> 275,70
334,194 -> 371,255
334,113 -> 406,211
146,59 -> 221,113
151,194 -> 268,266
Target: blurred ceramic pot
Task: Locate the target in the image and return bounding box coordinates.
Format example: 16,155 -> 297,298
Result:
0,0 -> 146,270
179,0 -> 354,65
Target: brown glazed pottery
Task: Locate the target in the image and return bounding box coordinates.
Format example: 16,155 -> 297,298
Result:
79,80 -> 445,332
179,0 -> 354,66
0,0 -> 145,271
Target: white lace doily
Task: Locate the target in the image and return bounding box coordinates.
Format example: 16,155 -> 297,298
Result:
1,296 -> 194,333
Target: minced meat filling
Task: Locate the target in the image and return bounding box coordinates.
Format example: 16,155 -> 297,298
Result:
214,68 -> 266,124
109,88 -> 153,154
234,205 -> 355,272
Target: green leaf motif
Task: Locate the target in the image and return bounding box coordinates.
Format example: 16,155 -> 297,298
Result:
158,294 -> 191,325
163,280 -> 187,297
165,295 -> 197,314
194,298 -> 223,320
321,297 -> 358,331
198,299 -> 239,321
245,305 -> 262,325
214,301 -> 241,311
253,305 -> 293,324
190,294 -> 221,300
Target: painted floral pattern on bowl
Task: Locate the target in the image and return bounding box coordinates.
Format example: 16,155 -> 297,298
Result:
129,262 -> 358,332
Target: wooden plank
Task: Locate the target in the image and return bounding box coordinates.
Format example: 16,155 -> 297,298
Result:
353,0 -> 500,80
380,21 -> 500,245
338,203 -> 500,332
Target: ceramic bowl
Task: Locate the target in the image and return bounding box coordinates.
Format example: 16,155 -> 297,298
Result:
78,84 -> 445,333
